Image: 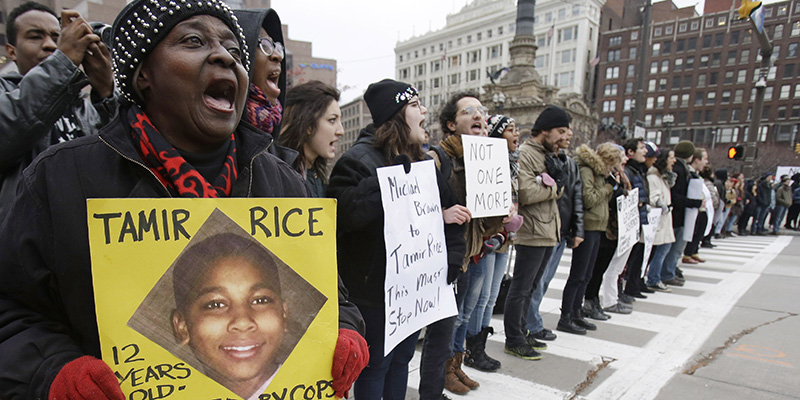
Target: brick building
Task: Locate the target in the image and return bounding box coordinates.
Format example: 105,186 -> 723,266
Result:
596,0 -> 800,147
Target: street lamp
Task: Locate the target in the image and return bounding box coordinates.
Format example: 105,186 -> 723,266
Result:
492,92 -> 506,113
662,113 -> 674,146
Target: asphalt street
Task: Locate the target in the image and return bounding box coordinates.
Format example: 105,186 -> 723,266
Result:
405,232 -> 799,399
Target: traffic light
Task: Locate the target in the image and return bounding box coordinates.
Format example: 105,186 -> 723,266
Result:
738,0 -> 762,20
728,144 -> 744,160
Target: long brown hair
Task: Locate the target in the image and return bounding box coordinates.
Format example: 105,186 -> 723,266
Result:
279,81 -> 340,182
373,104 -> 424,164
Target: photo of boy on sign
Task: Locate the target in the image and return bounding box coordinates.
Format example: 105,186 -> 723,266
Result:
128,210 -> 327,400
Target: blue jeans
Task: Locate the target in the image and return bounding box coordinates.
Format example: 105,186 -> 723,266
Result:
525,239 -> 566,334
452,260 -> 485,353
662,226 -> 686,282
714,208 -> 730,235
772,205 -> 788,233
467,250 -> 509,335
724,212 -> 738,232
354,305 -> 420,400
752,206 -> 770,233
646,242 -> 672,286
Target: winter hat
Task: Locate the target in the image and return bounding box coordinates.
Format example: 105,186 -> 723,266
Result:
532,105 -> 570,132
234,9 -> 286,105
112,0 -> 249,105
673,140 -> 696,159
487,114 -> 515,138
714,169 -> 728,182
364,79 -> 418,127
781,174 -> 789,182
644,141 -> 660,158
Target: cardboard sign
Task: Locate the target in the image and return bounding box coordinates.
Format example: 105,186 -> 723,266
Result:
88,199 -> 337,400
461,135 -> 512,218
377,160 -> 458,356
616,188 -> 640,257
684,178 -> 705,241
641,208 -> 663,274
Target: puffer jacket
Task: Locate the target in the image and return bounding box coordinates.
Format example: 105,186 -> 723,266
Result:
624,160 -> 650,225
647,167 -> 676,245
556,151 -> 585,245
516,139 -> 561,247
0,106 -> 331,399
574,144 -> 614,232
0,50 -> 117,222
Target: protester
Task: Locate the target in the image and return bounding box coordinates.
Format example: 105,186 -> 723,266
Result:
698,165 -> 719,249
463,114 -> 521,373
786,174 -> 800,230
0,2 -> 372,398
774,175 -> 792,234
621,138 -> 652,299
683,150 -> 711,263
430,92 -> 502,393
660,141 -> 702,287
739,180 -> 758,236
646,149 -> 676,291
279,81 -> 343,196
328,79 -> 467,400
712,169 -> 730,239
722,175 -> 741,237
752,173 -> 774,235
0,2 -> 116,222
503,105 -> 567,357
525,120 -> 584,339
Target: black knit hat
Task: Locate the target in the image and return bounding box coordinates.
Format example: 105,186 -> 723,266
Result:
111,0 -> 249,105
532,105 -> 570,132
673,140 -> 696,159
487,114 -> 514,138
364,79 -> 418,127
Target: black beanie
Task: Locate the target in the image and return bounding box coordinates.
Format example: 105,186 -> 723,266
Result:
487,114 -> 514,138
532,105 -> 570,132
112,0 -> 248,106
364,79 -> 418,127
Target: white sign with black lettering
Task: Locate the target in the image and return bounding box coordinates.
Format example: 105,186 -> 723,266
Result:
462,135 -> 512,218
641,208 -> 662,274
616,188 -> 640,257
377,160 -> 457,356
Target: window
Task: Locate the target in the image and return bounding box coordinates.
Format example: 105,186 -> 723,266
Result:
765,7 -> 773,17
691,21 -> 699,30
631,30 -> 639,40
793,22 -> 800,37
603,100 -> 617,112
693,111 -> 702,123
432,77 -> 441,88
700,55 -> 709,67
672,76 -> 682,89
683,75 -> 692,87
608,49 -> 621,61
488,45 -> 502,59
714,33 -> 724,47
487,29 -> 493,38
653,43 -> 661,56
625,81 -> 634,94
711,53 -> 721,68
450,55 -> 460,67
679,22 -> 688,32
558,71 -> 575,87
415,80 -> 425,91
651,61 -> 658,74
661,60 -> 669,73
457,38 -> 462,46
780,85 -> 791,99
686,56 -> 695,69
734,89 -> 744,103
627,64 -> 635,76
647,97 -> 655,109
400,68 -> 409,79
681,93 -> 690,107
545,12 -> 552,22
645,115 -> 653,126
609,36 -> 622,46
629,47 -> 637,59
675,58 -> 683,71
778,5 -> 788,16
573,5 -> 581,15
559,8 -> 566,19
731,108 -> 740,122
698,74 -> 706,87
702,35 -> 712,48
740,49 -> 750,63
727,50 -> 737,66
449,73 -> 459,85
558,26 -> 578,43
666,25 -> 673,35
559,49 -> 577,64
731,31 -> 740,45
535,54 -> 549,68
677,39 -> 686,52
705,110 -> 714,122
659,78 -> 667,91
414,50 -> 418,58
670,94 -> 678,106
737,69 -> 747,83
707,91 -> 716,105
722,90 -> 731,103
775,24 -> 784,40
663,42 -> 672,55
432,61 -> 441,72
498,26 -> 503,35
414,64 -> 425,76
725,70 -> 735,84
604,83 -> 618,96
705,18 -> 714,28
657,96 -> 665,108
789,43 -> 798,58
649,79 -> 657,91
466,69 -> 479,82
688,37 -> 697,50
718,127 -> 736,143
785,64 -> 796,78
467,50 -> 481,63
624,99 -> 633,111
710,72 -> 718,85
695,91 -> 704,106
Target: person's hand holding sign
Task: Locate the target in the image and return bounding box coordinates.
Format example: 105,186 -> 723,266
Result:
49,356 -> 124,400
443,205 -> 471,225
332,329 -> 369,398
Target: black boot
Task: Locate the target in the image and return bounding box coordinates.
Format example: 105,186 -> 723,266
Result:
572,308 -> 597,331
583,298 -> 610,321
464,328 -> 500,372
556,312 -> 587,335
479,327 -> 502,369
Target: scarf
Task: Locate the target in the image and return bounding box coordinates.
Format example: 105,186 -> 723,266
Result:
439,134 -> 464,159
245,83 -> 282,136
127,106 -> 237,197
508,150 -> 520,180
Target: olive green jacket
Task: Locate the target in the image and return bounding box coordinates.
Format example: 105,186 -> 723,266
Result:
516,140 -> 561,247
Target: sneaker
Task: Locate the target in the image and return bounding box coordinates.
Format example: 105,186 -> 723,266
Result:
662,278 -> 684,287
641,286 -> 656,294
530,329 -> 557,341
648,282 -> 672,292
603,302 -> 633,314
619,293 -> 635,304
504,344 -> 542,360
524,332 -> 548,350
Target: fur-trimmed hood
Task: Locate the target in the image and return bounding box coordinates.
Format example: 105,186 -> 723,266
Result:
574,144 -> 607,176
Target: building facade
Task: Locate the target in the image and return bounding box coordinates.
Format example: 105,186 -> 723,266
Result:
596,0 -> 800,147
337,95 -> 372,162
395,0 -> 604,139
282,24 -> 337,90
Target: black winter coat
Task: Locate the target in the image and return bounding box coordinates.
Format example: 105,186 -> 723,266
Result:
327,125 -> 466,307
756,179 -> 773,207
670,158 -> 703,228
557,152 -> 585,245
0,109 -> 364,400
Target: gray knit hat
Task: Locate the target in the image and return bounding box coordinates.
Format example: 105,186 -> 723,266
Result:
111,0 -> 249,105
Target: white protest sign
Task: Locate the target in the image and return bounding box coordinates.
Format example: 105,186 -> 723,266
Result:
684,178 -> 705,241
461,135 -> 512,218
641,208 -> 662,275
377,160 -> 458,356
616,187 -> 640,257
775,166 -> 800,179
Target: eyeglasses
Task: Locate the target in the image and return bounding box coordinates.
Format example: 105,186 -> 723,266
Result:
258,37 -> 284,58
459,106 -> 489,117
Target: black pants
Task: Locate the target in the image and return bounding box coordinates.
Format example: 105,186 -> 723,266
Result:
562,231 -> 602,314
503,245 -> 552,347
685,212 -> 708,256
585,235 -> 617,300
786,204 -> 800,228
418,315 -> 456,400
738,209 -> 753,233
624,242 -> 645,295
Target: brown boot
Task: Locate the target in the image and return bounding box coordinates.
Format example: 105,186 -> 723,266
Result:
445,354 -> 471,394
453,352 -> 480,389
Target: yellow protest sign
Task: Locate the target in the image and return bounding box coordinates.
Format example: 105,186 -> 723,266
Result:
88,199 -> 338,400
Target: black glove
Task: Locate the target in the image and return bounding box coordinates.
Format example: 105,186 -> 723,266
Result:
544,154 -> 567,189
392,154 -> 412,174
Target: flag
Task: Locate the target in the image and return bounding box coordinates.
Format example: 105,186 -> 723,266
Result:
547,25 -> 554,38
589,56 -> 600,66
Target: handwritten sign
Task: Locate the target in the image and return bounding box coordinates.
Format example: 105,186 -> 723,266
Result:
616,188 -> 640,257
641,208 -> 662,274
684,178 -> 705,241
88,199 -> 338,400
377,160 -> 458,356
776,166 -> 800,179
461,135 -> 512,218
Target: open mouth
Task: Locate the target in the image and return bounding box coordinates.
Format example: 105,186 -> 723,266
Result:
204,79 -> 236,113
471,121 -> 483,135
266,69 -> 281,94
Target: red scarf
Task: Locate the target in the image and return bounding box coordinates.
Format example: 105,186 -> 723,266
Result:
127,106 -> 237,197
245,83 -> 282,135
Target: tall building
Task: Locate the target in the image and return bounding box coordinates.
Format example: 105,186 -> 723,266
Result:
337,96 -> 372,162
595,0 -> 800,147
282,24 -> 336,90
395,0 -> 604,139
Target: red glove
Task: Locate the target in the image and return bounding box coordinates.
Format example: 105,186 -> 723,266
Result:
331,328 -> 369,399
50,356 -> 124,400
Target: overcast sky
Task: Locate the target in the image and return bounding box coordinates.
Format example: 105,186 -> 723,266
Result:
271,0 -> 776,104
